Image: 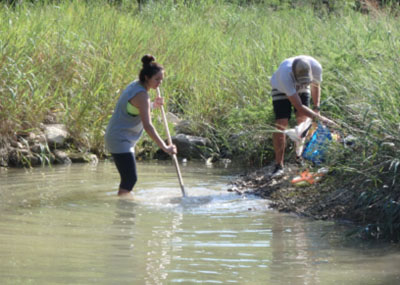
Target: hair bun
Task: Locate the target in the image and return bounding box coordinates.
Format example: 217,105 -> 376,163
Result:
141,54 -> 155,66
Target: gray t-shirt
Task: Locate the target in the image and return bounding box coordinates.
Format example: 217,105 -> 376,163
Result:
105,80 -> 146,153
270,55 -> 322,96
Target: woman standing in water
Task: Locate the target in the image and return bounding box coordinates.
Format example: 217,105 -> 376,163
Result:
105,55 -> 177,198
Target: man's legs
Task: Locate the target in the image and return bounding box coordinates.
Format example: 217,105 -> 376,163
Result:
273,118 -> 289,167
271,89 -> 292,177
294,93 -> 312,164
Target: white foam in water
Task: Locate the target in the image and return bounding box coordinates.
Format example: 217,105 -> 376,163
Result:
133,185 -> 270,215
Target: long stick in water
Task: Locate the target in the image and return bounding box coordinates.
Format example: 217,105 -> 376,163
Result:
156,87 -> 186,197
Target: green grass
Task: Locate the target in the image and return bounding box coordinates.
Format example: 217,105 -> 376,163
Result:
1,0 -> 400,240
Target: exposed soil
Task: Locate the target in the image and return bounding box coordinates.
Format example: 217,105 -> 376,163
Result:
228,162 -> 357,222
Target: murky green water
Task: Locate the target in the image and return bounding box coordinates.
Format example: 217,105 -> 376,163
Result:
0,161 -> 399,284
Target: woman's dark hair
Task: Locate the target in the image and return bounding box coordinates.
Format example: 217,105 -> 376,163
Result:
139,54 -> 164,83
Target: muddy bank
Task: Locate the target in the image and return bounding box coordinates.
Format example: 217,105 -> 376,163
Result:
229,163 -> 360,223
230,163 -> 400,242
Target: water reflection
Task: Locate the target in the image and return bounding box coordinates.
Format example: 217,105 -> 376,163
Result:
111,199 -> 137,246
106,198 -> 185,284
104,199 -> 139,284
269,214 -> 322,284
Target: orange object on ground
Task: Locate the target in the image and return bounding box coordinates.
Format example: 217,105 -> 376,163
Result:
291,169 -> 326,185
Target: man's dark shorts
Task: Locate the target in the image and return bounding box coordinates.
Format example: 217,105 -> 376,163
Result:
272,89 -> 311,120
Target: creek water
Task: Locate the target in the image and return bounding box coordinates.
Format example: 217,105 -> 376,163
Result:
0,161 -> 399,284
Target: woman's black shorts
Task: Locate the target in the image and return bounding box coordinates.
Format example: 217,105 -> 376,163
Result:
112,152 -> 138,191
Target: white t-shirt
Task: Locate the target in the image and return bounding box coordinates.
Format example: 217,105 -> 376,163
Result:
270,55 -> 322,96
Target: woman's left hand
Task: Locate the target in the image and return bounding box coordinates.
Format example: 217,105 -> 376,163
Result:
153,97 -> 164,109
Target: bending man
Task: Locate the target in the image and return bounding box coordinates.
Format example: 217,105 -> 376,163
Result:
270,55 -> 335,178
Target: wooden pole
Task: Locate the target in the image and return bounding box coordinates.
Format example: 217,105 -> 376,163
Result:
156,88 -> 186,197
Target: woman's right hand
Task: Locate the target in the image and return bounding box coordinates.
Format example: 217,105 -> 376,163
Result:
163,144 -> 177,155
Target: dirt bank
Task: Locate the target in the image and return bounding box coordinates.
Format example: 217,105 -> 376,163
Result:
229,163 -> 358,222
